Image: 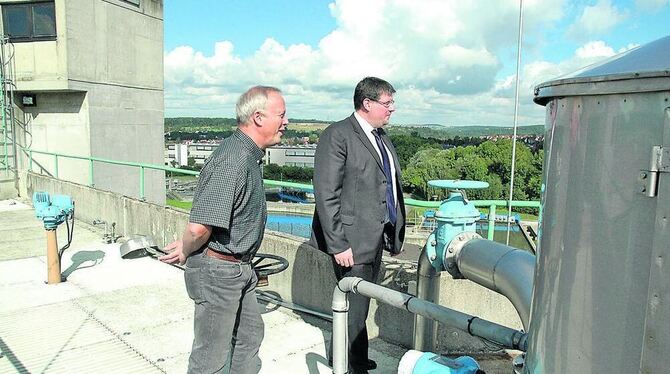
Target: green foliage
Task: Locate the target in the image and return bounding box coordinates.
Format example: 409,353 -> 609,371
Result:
403,139 -> 542,202
389,131 -> 442,168
263,164 -> 314,183
167,199 -> 193,210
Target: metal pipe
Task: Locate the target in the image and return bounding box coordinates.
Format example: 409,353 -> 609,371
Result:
255,290 -> 333,321
457,238 -> 535,330
413,249 -> 440,351
332,277 -> 357,374
487,204 -> 496,240
333,277 -> 527,374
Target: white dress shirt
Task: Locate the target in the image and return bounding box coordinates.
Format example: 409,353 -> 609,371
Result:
353,112 -> 398,205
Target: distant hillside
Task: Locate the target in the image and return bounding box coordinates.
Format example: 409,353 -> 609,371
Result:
165,117 -> 328,131
433,125 -> 545,137
388,124 -> 544,138
165,117 -> 544,138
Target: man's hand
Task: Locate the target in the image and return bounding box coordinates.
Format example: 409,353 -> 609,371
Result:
334,248 -> 355,267
159,239 -> 187,265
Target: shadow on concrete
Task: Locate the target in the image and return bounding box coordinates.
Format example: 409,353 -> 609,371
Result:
62,250 -> 106,279
257,290 -> 282,315
0,336 -> 29,373
305,351 -> 329,374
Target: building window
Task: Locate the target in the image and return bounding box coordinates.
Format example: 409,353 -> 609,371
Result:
2,1 -> 56,42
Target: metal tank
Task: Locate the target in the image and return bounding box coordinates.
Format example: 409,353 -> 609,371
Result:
528,35 -> 670,373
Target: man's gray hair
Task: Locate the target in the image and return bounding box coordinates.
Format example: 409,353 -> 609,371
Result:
236,86 -> 282,125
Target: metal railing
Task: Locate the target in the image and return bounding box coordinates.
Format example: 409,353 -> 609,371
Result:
21,147 -> 541,240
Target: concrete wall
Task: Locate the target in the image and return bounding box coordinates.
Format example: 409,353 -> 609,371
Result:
64,0 -> 163,89
17,92 -> 91,184
73,81 -> 165,204
0,0 -> 69,91
2,0 -> 165,204
19,172 -> 524,352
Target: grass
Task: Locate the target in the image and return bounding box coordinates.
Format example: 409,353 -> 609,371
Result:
167,199 -> 193,210
167,174 -> 198,182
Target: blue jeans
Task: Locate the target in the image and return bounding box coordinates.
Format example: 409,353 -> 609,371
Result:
184,253 -> 264,374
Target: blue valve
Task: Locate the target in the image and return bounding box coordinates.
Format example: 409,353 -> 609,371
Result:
398,350 -> 483,374
33,192 -> 75,230
423,180 -> 488,272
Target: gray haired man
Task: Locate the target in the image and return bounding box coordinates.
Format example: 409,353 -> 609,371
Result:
160,86 -> 288,373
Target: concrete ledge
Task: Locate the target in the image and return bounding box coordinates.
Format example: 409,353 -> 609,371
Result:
0,176 -> 18,200
18,172 -> 523,353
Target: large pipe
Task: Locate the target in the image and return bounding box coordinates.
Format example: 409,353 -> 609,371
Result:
332,277 -> 527,374
413,249 -> 441,351
457,238 -> 535,330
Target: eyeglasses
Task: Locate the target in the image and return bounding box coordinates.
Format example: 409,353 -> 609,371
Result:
367,98 -> 395,108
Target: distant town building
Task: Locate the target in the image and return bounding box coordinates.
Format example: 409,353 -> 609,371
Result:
165,143 -> 317,169
0,0 -> 165,203
164,142 -> 218,167
265,144 -> 316,168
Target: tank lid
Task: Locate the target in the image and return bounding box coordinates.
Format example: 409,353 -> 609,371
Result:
534,34 -> 670,105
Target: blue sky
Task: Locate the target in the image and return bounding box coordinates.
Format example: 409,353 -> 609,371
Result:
164,0 -> 670,126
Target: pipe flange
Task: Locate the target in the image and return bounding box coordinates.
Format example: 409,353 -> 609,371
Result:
444,231 -> 481,278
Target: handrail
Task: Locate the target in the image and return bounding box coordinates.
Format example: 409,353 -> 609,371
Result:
21,147 -> 540,241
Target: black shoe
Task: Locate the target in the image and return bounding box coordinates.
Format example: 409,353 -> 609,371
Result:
328,358 -> 376,371
351,359 -> 377,371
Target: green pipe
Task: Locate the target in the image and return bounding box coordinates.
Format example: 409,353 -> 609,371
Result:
140,166 -> 145,200
29,150 -> 33,172
487,204 -> 496,240
88,159 -> 94,187
54,155 -> 58,178
1,50 -> 7,174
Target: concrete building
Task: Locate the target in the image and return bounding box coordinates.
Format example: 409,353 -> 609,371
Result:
0,0 -> 165,203
164,142 -> 217,167
265,144 -> 316,168
164,143 -> 188,167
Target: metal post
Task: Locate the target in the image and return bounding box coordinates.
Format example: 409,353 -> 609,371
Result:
505,0 -> 524,245
414,250 -> 441,351
332,280 -> 352,374
89,159 -> 94,186
29,149 -> 33,172
0,37 -> 7,176
46,229 -> 61,284
487,204 -> 496,240
54,154 -> 59,178
139,166 -> 145,200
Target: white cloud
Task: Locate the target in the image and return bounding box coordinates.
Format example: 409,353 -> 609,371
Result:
575,40 -> 616,58
164,0 -> 580,125
567,0 -> 628,41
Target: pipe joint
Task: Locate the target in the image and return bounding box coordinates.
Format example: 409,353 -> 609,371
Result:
444,231 -> 481,278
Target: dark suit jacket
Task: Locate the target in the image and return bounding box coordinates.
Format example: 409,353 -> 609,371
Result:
311,114 -> 406,265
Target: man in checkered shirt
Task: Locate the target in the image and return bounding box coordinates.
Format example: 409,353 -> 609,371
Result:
160,86 -> 288,374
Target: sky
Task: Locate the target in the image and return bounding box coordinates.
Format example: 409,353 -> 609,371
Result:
164,0 -> 670,126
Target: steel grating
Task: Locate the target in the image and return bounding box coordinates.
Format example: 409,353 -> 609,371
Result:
0,301 -> 164,373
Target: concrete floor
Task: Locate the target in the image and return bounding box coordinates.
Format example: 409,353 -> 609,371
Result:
0,198 -> 517,373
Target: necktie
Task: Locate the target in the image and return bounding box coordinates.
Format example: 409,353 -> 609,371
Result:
372,129 -> 397,226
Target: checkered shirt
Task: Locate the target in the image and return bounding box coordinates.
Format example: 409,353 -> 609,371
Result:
189,130 -> 267,256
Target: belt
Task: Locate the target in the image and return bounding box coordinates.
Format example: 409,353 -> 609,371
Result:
205,248 -> 250,263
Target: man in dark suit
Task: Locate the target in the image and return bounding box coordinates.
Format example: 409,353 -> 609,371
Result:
311,77 -> 405,373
